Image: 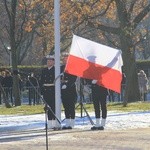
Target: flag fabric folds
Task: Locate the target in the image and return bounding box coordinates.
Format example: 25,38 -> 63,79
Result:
65,35 -> 123,93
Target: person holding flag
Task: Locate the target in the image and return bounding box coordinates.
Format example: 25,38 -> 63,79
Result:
61,53 -> 77,129
90,80 -> 109,130
83,55 -> 109,130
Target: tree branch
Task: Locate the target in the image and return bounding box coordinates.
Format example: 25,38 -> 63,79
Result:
133,3 -> 150,29
87,21 -> 120,35
88,0 -> 114,19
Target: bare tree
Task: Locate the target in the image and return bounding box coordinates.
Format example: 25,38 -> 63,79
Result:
87,0 -> 150,104
4,0 -> 21,106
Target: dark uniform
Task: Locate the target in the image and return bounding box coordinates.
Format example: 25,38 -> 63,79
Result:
91,82 -> 108,130
61,65 -> 77,129
40,66 -> 55,120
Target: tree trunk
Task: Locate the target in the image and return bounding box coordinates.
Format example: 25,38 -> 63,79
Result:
120,33 -> 140,105
9,0 -> 21,106
115,0 -> 140,105
13,74 -> 21,106
11,32 -> 21,106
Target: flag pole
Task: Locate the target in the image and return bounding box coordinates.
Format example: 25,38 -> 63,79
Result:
54,0 -> 61,128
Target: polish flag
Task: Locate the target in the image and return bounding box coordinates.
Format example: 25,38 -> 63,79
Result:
65,35 -> 123,93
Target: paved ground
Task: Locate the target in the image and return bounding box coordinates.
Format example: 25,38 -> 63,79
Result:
0,128 -> 150,150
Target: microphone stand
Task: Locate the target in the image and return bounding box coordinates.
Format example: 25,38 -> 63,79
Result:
19,71 -> 61,150
44,103 -> 48,150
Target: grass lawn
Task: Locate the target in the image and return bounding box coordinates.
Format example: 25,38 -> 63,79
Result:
0,101 -> 150,115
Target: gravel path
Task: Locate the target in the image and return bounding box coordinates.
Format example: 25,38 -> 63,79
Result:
0,128 -> 150,150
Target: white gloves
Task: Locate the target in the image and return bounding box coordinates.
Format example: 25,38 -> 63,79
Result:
92,80 -> 97,84
62,85 -> 67,89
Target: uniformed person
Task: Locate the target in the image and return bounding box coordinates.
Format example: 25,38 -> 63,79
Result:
91,80 -> 108,130
61,53 -> 77,129
40,55 -> 56,129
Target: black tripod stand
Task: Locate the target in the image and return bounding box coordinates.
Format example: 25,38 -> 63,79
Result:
75,78 -> 94,125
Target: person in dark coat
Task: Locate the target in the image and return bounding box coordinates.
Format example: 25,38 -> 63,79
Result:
120,73 -> 126,101
61,53 -> 77,129
91,80 -> 108,130
2,70 -> 13,105
0,71 -> 5,104
40,56 -> 56,129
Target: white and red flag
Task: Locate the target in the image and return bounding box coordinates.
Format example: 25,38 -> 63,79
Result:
65,35 -> 123,93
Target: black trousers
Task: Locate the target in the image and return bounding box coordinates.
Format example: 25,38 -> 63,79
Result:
92,85 -> 108,119
4,88 -> 13,105
61,88 -> 76,119
43,87 -> 55,120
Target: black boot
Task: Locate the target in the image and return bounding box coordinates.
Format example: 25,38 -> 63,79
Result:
62,126 -> 72,130
91,126 -> 104,130
91,126 -> 98,130
97,126 -> 104,130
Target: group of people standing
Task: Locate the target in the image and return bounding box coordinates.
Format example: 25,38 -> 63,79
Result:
0,70 -> 40,106
40,54 -> 108,130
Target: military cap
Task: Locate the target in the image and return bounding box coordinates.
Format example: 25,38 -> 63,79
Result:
46,55 -> 55,60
